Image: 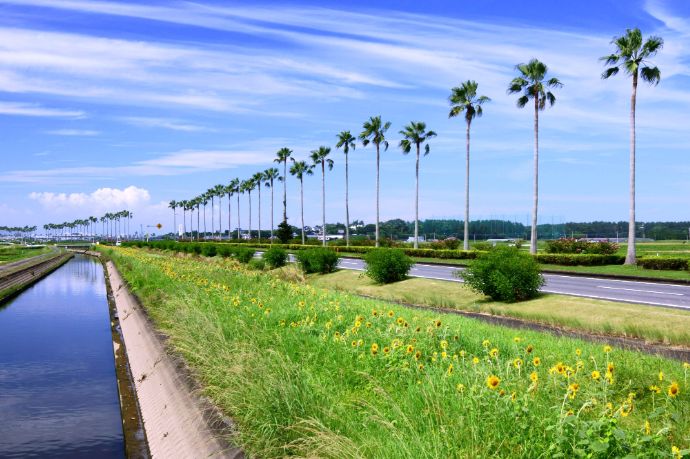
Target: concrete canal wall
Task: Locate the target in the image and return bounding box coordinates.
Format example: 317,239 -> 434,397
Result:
106,261 -> 242,459
0,252 -> 74,301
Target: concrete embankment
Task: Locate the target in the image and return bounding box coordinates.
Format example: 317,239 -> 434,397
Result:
106,261 -> 242,459
0,252 -> 74,301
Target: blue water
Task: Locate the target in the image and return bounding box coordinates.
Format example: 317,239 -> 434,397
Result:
0,255 -> 124,458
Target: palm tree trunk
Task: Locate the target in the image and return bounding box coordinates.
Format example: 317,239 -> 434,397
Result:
530,94 -> 540,255
210,197 -> 214,239
283,160 -> 288,222
197,207 -> 200,241
625,72 -> 638,265
321,163 -> 326,246
414,144 -> 420,249
270,180 -> 274,244
375,143 -> 380,247
227,194 -> 232,240
203,205 -> 207,239
183,211 -> 186,239
248,191 -> 252,240
237,194 -> 241,240
345,151 -> 350,247
258,186 -> 262,241
464,120 -> 471,251
300,178 -> 305,245
173,210 -> 176,239
218,196 -> 222,240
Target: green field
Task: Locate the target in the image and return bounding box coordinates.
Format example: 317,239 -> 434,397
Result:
105,247 -> 689,458
0,245 -> 52,265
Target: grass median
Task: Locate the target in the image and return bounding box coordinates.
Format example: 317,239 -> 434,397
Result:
307,269 -> 690,347
105,247 -> 689,458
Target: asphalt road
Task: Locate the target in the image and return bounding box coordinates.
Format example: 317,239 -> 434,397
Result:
333,257 -> 690,310
266,252 -> 690,310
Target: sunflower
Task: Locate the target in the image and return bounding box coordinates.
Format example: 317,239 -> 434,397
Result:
513,358 -> 523,369
607,363 -> 614,374
406,345 -> 414,354
489,348 -> 499,358
486,375 -> 500,390
668,382 -> 680,398
533,357 -> 541,366
568,383 -> 580,399
435,320 -> 442,328
396,317 -> 404,325
372,309 -> 378,317
658,370 -> 664,382
673,446 -> 682,459
387,310 -> 394,318
644,420 -> 651,435
482,339 -> 491,348
383,346 -> 391,355
472,357 -> 480,365
414,350 -> 422,360
418,363 -> 424,370
446,364 -> 454,376
440,340 -> 448,350
530,371 -> 538,383
575,348 -> 582,357
456,383 -> 465,393
591,370 -> 601,381
441,351 -> 448,359
526,344 -> 534,354
513,336 -> 521,343
649,385 -> 661,394
371,343 -> 379,355
603,345 -> 612,353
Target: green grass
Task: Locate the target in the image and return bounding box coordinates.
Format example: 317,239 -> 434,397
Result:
106,247 -> 690,458
307,269 -> 690,347
0,245 -> 52,265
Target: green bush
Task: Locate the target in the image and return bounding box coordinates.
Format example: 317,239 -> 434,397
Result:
296,248 -> 339,274
276,219 -> 293,244
364,248 -> 413,284
535,254 -> 625,266
545,238 -> 619,255
637,257 -> 689,271
200,244 -> 217,257
217,245 -> 234,257
472,241 -> 494,251
235,247 -> 256,264
459,246 -> 544,302
248,258 -> 265,271
262,247 -> 288,268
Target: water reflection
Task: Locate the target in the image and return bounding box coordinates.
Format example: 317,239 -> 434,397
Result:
0,255 -> 124,458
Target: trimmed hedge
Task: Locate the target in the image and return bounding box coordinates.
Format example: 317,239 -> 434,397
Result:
636,257 -> 689,271
534,254 -> 626,266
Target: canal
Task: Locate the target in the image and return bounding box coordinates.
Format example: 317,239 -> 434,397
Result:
0,255 -> 124,458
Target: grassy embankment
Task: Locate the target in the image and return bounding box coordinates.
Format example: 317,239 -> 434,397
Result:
308,269 -> 690,347
0,245 -> 52,266
105,247 -> 689,458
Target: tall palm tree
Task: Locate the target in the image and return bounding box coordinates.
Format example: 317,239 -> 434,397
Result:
207,188 -> 215,238
289,159 -> 314,244
336,130 -> 356,247
508,59 -> 563,254
399,121 -> 437,249
213,184 -> 225,239
252,172 -> 264,240
310,146 -> 334,246
241,179 -> 256,239
202,193 -> 210,238
449,81 -> 491,251
228,178 -> 240,239
359,116 -> 391,247
274,147 -> 293,223
601,28 -> 663,265
263,168 -> 280,243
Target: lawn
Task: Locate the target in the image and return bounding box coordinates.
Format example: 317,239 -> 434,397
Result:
105,247 -> 689,458
307,269 -> 690,347
0,245 -> 52,265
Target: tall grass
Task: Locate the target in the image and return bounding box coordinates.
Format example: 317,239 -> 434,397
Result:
107,247 -> 690,458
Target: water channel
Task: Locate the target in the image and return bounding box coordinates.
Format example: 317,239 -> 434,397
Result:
0,255 -> 124,458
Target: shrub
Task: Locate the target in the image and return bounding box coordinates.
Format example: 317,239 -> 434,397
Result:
535,254 -> 625,266
637,257 -> 689,271
235,247 -> 256,264
364,248 -> 413,284
471,241 -> 493,251
296,248 -> 339,274
459,246 -> 544,302
217,245 -> 234,257
276,220 -> 293,244
200,244 -> 217,257
248,258 -> 265,271
263,247 -> 288,269
545,238 -> 618,255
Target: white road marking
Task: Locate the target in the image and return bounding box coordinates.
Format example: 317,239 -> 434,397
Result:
596,286 -> 684,296
545,273 -> 690,288
541,289 -> 690,310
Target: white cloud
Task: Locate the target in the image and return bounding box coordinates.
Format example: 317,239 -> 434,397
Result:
45,129 -> 100,136
29,185 -> 150,210
119,116 -> 211,132
0,101 -> 84,118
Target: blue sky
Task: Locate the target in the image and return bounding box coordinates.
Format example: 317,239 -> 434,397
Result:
0,0 -> 689,233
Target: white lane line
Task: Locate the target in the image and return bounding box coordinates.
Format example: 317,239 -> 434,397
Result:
545,273 -> 690,288
596,286 -> 684,296
409,274 -> 463,283
542,289 -> 690,310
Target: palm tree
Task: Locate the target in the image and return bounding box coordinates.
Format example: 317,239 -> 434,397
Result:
359,116 -> 391,247
241,179 -> 256,239
263,168 -> 280,243
213,184 -> 225,239
310,146 -> 334,246
201,194 -> 209,238
252,172 -> 264,240
508,59 -> 563,254
290,159 -> 314,244
207,188 -> 215,238
399,121 -> 437,249
336,130 -> 356,247
601,28 -> 663,265
274,147 -> 293,223
449,81 -> 491,251
227,178 -> 240,239
179,201 -> 188,239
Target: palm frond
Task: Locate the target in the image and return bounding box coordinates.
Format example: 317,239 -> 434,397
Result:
516,95 -> 530,108
640,65 -> 661,85
399,139 -> 411,154
641,36 -> 664,57
601,66 -> 619,79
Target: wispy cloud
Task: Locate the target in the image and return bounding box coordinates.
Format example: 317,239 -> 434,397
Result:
0,101 -> 85,118
119,116 -> 212,132
45,129 -> 100,136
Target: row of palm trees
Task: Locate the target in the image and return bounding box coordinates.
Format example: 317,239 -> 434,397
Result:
43,210 -> 133,240
168,28 -> 659,264
0,225 -> 37,236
